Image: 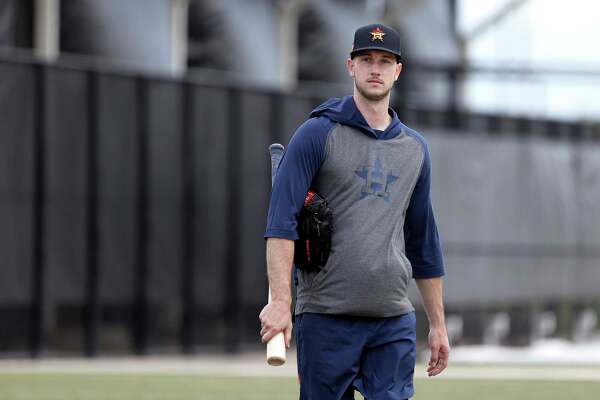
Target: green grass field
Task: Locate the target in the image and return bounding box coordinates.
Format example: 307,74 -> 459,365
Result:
0,374 -> 599,400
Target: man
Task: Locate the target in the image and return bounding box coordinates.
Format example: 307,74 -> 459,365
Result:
259,23 -> 449,400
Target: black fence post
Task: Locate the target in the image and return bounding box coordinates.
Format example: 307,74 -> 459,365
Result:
224,88 -> 242,353
30,64 -> 46,359
269,92 -> 284,145
447,65 -> 461,129
448,0 -> 458,38
84,70 -> 100,357
133,77 -> 150,356
180,81 -> 196,354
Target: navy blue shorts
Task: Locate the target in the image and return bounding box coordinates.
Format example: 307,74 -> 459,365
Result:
295,312 -> 416,400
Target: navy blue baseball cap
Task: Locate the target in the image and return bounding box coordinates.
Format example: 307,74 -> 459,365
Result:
350,23 -> 401,62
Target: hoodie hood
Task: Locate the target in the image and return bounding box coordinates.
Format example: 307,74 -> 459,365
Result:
309,95 -> 402,140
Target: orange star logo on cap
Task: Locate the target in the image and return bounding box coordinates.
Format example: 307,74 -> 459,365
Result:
370,27 -> 386,42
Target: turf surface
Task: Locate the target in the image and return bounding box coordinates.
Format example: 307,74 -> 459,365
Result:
1,374 -> 599,400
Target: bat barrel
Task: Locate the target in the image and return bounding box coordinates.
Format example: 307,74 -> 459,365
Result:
269,143 -> 284,187
266,332 -> 286,366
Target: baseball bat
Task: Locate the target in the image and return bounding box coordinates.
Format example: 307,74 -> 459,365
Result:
266,143 -> 286,366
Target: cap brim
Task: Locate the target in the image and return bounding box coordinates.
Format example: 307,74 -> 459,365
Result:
351,47 -> 401,61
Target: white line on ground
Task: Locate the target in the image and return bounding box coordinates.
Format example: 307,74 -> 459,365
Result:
1,353 -> 599,381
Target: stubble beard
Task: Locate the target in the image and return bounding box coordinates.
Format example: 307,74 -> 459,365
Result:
355,79 -> 392,102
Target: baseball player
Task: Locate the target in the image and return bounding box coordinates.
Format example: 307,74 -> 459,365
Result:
260,23 -> 449,399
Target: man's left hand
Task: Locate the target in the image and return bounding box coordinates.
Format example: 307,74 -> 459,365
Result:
426,325 -> 450,377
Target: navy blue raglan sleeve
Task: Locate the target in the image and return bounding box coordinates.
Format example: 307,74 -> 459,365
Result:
404,138 -> 445,279
265,117 -> 332,240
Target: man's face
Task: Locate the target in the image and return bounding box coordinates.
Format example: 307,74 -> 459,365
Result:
347,50 -> 402,102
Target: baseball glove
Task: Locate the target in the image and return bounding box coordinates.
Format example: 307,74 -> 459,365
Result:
294,191 -> 333,272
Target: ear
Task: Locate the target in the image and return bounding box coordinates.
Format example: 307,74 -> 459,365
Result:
394,62 -> 403,81
346,58 -> 355,77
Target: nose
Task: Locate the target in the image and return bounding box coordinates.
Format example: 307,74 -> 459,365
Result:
370,67 -> 381,76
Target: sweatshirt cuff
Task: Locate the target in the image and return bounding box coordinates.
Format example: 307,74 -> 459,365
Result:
412,264 -> 445,279
264,228 -> 299,241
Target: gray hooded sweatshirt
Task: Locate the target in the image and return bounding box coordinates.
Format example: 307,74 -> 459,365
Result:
265,95 -> 444,317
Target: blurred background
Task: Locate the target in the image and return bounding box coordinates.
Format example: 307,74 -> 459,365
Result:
0,0 -> 599,362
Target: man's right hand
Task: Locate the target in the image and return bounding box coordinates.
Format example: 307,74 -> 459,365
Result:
259,298 -> 293,348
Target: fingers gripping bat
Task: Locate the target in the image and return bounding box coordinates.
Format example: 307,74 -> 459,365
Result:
266,143 -> 286,366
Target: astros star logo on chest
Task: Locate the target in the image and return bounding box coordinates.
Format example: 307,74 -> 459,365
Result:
354,157 -> 399,202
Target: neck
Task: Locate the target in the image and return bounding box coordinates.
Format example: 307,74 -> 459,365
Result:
353,92 -> 391,131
